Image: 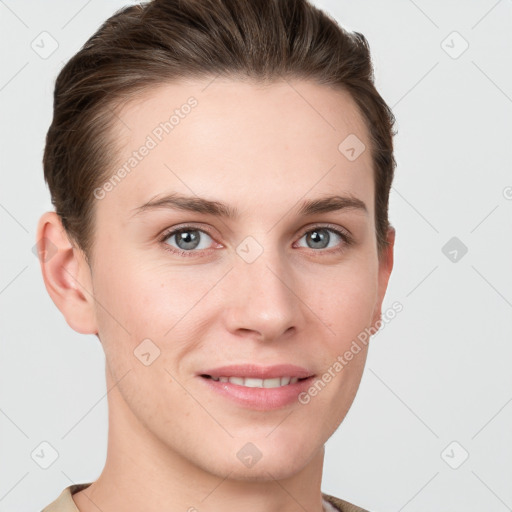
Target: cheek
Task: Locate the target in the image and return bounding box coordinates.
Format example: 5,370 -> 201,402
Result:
311,259 -> 379,342
92,253 -> 221,366
90,252 -> 163,361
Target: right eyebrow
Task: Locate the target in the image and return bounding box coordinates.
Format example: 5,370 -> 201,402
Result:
129,192 -> 240,220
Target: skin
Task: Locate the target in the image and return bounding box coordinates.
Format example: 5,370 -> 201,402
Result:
37,78 -> 394,512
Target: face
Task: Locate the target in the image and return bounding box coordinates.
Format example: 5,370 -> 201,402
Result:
69,79 -> 393,480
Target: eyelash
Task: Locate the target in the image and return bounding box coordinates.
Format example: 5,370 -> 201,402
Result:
158,223 -> 353,258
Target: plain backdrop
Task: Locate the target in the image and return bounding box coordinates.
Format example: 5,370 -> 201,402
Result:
1,1 -> 511,511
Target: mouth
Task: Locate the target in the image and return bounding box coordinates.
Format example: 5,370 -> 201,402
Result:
197,370 -> 316,410
200,374 -> 311,388
196,363 -> 316,409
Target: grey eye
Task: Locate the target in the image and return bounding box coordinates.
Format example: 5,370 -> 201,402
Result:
164,228 -> 213,251
298,228 -> 342,250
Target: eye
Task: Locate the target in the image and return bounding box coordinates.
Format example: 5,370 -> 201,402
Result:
160,225 -> 218,257
295,225 -> 352,253
159,223 -> 353,258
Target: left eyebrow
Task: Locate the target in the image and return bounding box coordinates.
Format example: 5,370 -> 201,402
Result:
297,194 -> 368,216
128,192 -> 368,219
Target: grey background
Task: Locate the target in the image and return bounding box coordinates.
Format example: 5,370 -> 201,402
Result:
1,1 -> 511,511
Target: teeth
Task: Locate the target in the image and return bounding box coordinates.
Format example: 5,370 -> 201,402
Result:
209,376 -> 301,387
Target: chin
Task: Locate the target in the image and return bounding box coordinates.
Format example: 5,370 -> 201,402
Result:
217,438 -> 319,481
217,456 -> 310,482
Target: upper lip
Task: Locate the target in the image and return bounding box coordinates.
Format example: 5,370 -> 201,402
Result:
199,364 -> 315,380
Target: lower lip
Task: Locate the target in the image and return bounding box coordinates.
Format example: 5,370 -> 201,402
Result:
198,375 -> 315,410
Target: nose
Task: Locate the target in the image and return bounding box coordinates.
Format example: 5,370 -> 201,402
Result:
222,245 -> 303,342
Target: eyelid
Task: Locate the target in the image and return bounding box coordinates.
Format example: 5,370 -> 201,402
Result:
296,222 -> 353,243
158,222 -> 216,240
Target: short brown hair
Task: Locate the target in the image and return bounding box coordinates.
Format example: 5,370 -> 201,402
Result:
43,0 -> 397,264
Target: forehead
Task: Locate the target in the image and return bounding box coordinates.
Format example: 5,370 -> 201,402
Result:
101,78 -> 374,219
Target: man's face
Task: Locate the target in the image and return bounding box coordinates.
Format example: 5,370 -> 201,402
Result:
87,78 -> 392,479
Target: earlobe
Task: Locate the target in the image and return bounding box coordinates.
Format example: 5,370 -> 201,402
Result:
36,211 -> 98,335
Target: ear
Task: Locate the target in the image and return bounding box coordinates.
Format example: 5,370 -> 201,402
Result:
370,226 -> 396,329
35,211 -> 98,335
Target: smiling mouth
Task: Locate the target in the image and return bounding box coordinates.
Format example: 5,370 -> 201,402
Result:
200,374 -> 311,388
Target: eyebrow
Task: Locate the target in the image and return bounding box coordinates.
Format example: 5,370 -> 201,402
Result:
129,192 -> 368,219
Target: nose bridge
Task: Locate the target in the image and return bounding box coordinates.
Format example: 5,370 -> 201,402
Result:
224,237 -> 301,339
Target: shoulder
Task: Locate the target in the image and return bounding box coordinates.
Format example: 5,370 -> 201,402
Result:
322,491 -> 371,512
41,482 -> 92,512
